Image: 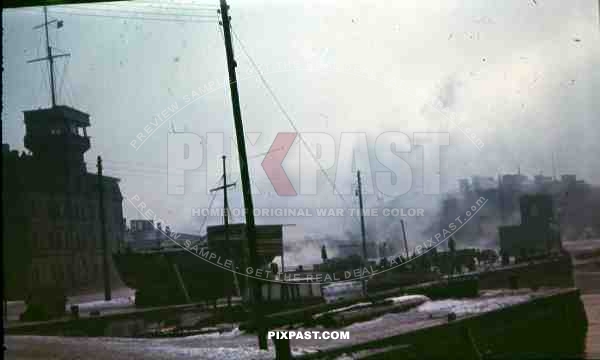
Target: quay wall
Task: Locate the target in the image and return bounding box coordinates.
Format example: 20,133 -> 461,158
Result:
295,288 -> 587,359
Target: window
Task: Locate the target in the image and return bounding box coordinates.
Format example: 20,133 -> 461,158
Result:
48,231 -> 54,249
51,264 -> 58,283
48,200 -> 60,220
31,266 -> 40,285
31,231 -> 38,250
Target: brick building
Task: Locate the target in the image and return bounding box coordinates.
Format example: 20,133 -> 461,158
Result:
2,105 -> 124,299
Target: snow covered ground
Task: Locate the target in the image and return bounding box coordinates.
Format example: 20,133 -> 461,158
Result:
67,293 -> 135,314
4,290 -> 565,359
415,294 -> 531,317
5,288 -> 136,322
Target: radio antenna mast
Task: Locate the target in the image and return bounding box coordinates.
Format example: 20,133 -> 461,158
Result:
28,6 -> 70,107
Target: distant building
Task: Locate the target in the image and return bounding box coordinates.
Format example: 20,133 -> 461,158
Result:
448,171 -> 597,247
561,174 -> 577,186
534,174 -> 553,186
459,179 -> 470,193
124,219 -> 205,251
498,174 -> 530,224
499,194 -> 562,261
125,220 -> 164,251
2,106 -> 124,299
501,174 -> 528,189
471,176 -> 496,191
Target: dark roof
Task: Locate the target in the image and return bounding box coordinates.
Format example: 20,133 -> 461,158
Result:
24,105 -> 91,127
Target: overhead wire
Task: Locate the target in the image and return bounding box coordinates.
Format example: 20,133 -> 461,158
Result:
49,6 -> 218,23
16,7 -> 217,24
87,161 -> 184,172
198,191 -> 218,233
51,19 -> 72,106
34,29 -> 46,106
102,159 -> 171,169
196,174 -> 225,235
64,63 -> 76,106
86,165 -> 193,177
67,59 -> 77,106
131,0 -> 218,5
29,19 -> 50,106
47,10 -> 216,23
56,52 -> 71,106
132,0 -> 219,8
229,25 -> 363,228
80,2 -> 219,13
20,3 -> 222,229
49,13 -> 74,107
89,166 -> 169,174
98,163 -> 202,174
56,5 -> 219,19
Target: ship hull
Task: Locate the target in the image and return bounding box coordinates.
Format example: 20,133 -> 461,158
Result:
113,250 -> 239,306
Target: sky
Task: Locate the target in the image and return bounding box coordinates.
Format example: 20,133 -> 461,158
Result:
2,0 -> 600,262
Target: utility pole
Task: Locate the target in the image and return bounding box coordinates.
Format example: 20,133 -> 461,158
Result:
210,156 -> 236,241
552,152 -> 557,181
356,170 -> 368,296
210,156 -> 238,304
222,155 -> 231,245
448,236 -> 456,278
400,219 -> 409,259
219,0 -> 267,349
97,156 -> 111,301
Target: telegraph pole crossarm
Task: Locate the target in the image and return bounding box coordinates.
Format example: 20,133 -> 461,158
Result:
209,156 -> 237,240
209,183 -> 236,193
210,156 -> 238,306
27,54 -> 70,63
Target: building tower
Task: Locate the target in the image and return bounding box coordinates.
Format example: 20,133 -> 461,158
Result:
24,106 -> 91,176
1,7 -> 124,309
24,6 -> 89,178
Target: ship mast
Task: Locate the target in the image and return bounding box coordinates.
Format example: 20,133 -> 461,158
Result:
28,6 -> 70,108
